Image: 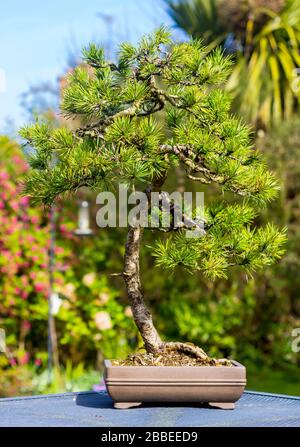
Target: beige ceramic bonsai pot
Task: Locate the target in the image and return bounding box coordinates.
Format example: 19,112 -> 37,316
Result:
104,359 -> 246,409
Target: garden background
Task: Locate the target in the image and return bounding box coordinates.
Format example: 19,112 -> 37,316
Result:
1,0 -> 300,397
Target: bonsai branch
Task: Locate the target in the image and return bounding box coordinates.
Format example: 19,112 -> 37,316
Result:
158,191 -> 206,235
75,75 -> 166,139
160,144 -> 251,197
187,172 -> 210,184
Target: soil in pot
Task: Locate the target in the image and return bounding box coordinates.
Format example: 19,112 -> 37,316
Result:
112,351 -> 232,367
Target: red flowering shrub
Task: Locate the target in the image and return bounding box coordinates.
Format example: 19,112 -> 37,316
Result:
0,136 -> 68,364
0,136 -> 136,387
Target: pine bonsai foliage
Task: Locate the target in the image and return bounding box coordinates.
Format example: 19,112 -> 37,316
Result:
20,27 -> 286,363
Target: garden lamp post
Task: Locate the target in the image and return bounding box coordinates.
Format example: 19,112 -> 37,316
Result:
47,205 -> 59,383
74,200 -> 93,236
47,200 -> 93,383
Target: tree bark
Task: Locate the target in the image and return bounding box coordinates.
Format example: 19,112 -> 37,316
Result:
123,225 -> 162,353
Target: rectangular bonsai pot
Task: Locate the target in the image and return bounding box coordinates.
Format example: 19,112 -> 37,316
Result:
104,359 -> 246,409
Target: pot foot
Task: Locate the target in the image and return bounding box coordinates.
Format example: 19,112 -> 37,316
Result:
208,402 -> 235,410
114,402 -> 142,409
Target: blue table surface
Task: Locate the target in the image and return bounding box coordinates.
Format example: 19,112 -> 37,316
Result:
0,390 -> 299,427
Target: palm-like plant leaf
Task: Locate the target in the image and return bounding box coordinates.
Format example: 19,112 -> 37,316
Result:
166,0 -> 300,127
227,0 -> 300,126
166,0 -> 227,50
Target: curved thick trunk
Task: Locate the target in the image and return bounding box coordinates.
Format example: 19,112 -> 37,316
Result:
123,226 -> 209,360
123,225 -> 162,353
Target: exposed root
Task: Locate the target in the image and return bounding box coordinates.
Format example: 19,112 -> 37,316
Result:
158,341 -> 208,361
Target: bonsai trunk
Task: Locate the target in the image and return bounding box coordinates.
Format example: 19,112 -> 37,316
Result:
123,226 -> 161,353
123,226 -> 208,360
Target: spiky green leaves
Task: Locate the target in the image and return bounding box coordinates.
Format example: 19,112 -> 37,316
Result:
82,43 -> 105,68
20,114 -> 166,204
61,66 -> 116,119
168,86 -> 279,206
138,25 -> 172,55
20,123 -> 53,170
22,142 -> 110,206
20,123 -> 111,204
165,44 -> 232,86
206,203 -> 257,230
152,204 -> 287,279
104,116 -> 167,183
104,116 -> 163,152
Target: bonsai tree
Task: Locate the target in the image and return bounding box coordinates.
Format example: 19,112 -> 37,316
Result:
20,27 -> 286,364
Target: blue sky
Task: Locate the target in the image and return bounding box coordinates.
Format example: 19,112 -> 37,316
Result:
0,0 -> 182,133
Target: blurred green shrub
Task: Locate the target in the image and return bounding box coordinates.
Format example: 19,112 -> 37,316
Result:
31,362 -> 100,395
0,351 -> 35,397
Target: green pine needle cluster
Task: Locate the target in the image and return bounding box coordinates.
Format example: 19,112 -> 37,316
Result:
152,203 -> 286,279
20,26 -> 286,277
